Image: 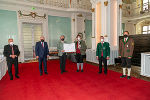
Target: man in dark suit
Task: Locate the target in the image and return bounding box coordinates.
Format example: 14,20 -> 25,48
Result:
3,38 -> 20,80
35,36 -> 49,76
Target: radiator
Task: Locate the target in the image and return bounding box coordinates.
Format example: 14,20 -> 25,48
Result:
141,52 -> 150,77
86,49 -> 118,65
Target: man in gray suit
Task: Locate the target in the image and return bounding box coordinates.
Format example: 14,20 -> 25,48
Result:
57,35 -> 67,74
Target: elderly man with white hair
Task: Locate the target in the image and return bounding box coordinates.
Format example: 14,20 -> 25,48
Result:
57,35 -> 67,74
3,38 -> 20,80
35,36 -> 49,76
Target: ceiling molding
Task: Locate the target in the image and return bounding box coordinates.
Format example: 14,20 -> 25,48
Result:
122,0 -> 136,4
0,0 -> 92,14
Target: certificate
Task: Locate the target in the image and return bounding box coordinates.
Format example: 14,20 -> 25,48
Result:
64,43 -> 76,52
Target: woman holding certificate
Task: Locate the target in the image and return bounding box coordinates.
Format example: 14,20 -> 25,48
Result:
74,34 -> 87,72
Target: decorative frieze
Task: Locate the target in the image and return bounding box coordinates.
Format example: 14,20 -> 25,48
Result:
18,10 -> 46,19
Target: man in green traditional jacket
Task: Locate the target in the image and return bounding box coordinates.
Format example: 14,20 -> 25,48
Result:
96,36 -> 110,74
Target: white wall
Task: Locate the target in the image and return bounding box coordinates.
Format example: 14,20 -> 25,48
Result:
125,23 -> 136,35
0,1 -> 92,62
90,0 -> 122,50
87,0 -> 122,65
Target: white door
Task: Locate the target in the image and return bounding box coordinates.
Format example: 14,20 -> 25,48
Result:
22,23 -> 42,60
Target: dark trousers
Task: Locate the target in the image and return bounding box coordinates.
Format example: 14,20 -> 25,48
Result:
7,60 -> 18,77
99,56 -> 107,73
38,57 -> 47,74
121,57 -> 131,68
75,53 -> 83,63
59,53 -> 67,72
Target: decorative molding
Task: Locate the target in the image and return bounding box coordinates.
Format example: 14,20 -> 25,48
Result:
119,4 -> 122,9
104,34 -> 108,37
77,14 -> 83,17
15,0 -> 91,10
72,18 -> 75,22
104,1 -> 108,6
91,8 -> 95,12
122,0 -> 136,4
0,0 -> 92,14
18,10 -> 46,19
17,12 -> 48,62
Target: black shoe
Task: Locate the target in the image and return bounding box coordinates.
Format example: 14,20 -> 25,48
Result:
40,73 -> 43,76
63,70 -> 67,72
104,72 -> 107,75
15,75 -> 20,78
98,72 -> 102,74
81,70 -> 83,72
127,76 -> 131,80
77,70 -> 79,72
45,72 -> 48,75
120,75 -> 126,78
10,76 -> 13,80
61,71 -> 63,74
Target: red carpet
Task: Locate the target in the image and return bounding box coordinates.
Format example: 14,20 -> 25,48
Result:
0,60 -> 150,100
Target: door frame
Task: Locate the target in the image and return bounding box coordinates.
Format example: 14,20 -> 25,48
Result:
22,23 -> 43,61
17,12 -> 48,62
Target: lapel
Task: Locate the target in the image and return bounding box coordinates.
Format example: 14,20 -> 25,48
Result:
60,41 -> 64,49
8,45 -> 12,51
43,42 -> 46,48
100,42 -> 105,47
78,41 -> 81,49
99,42 -> 107,51
123,38 -> 129,45
126,38 -> 129,43
9,44 -> 15,49
100,43 -> 102,48
8,45 -> 14,54
80,40 -> 82,45
99,43 -> 103,50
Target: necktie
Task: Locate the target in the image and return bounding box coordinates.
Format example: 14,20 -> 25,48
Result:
42,42 -> 44,48
125,38 -> 127,42
11,45 -> 14,55
101,43 -> 103,57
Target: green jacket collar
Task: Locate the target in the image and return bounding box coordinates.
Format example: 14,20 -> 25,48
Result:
100,42 -> 106,46
122,37 -> 129,44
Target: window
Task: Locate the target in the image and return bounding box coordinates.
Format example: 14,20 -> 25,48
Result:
143,0 -> 149,11
142,25 -> 150,34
